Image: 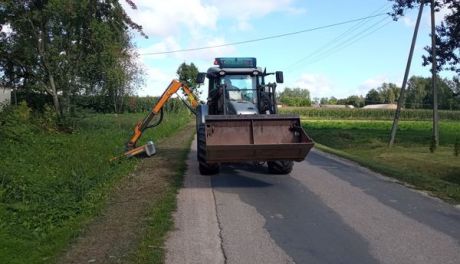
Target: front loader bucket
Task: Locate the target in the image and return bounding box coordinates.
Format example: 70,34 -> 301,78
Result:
204,115 -> 314,163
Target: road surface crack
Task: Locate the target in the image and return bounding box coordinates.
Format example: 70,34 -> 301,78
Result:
212,186 -> 228,263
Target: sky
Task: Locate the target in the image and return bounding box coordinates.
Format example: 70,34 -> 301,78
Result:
121,0 -> 454,100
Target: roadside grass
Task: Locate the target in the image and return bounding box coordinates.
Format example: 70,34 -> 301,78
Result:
301,120 -> 460,203
0,105 -> 191,264
131,132 -> 194,264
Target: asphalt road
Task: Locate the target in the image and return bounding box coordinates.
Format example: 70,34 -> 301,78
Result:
165,139 -> 460,264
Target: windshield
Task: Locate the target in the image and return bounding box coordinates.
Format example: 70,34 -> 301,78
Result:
220,75 -> 257,104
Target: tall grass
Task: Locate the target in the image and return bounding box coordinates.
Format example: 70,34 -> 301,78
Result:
0,104 -> 192,263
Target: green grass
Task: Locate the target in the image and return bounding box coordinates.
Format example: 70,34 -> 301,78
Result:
0,107 -> 192,263
280,107 -> 460,121
302,120 -> 460,202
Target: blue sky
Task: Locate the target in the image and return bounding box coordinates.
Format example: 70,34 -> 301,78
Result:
122,0 -> 453,100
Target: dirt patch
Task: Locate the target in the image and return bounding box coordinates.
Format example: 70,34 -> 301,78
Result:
58,123 -> 195,264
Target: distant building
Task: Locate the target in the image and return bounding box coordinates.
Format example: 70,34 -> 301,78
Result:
320,104 -> 347,109
0,87 -> 11,109
362,104 -> 397,109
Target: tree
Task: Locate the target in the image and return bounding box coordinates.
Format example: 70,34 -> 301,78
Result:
390,0 -> 460,73
405,75 -> 459,109
365,89 -> 381,105
328,96 -> 338,105
345,95 -> 365,107
0,0 -> 146,116
377,83 -> 401,103
406,76 -> 430,108
176,62 -> 201,97
320,97 -> 329,105
278,87 -> 311,107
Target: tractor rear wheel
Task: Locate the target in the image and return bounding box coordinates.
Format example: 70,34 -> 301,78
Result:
197,124 -> 220,175
267,160 -> 293,174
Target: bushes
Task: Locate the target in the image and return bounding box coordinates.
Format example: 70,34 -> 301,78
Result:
0,102 -> 37,142
14,91 -> 185,114
0,104 -> 192,263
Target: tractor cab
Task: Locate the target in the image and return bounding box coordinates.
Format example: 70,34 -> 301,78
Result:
205,57 -> 282,116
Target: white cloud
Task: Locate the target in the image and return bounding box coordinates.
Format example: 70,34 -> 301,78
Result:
138,36 -> 182,59
175,37 -> 236,62
139,35 -> 236,62
210,0 -> 305,31
125,0 -> 307,96
435,4 -> 452,25
138,66 -> 175,96
421,3 -> 453,27
122,0 -> 219,37
403,16 -> 416,27
356,75 -> 392,96
292,73 -> 334,98
400,4 -> 451,29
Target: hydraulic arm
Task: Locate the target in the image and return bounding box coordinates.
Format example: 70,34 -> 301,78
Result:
123,80 -> 198,158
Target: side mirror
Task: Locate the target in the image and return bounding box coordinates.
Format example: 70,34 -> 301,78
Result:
196,72 -> 206,84
275,71 -> 284,83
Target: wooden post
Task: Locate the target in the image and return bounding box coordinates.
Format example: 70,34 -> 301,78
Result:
389,2 -> 425,147
431,0 -> 439,149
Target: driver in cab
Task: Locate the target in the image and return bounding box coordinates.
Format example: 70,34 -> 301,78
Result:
224,78 -> 242,101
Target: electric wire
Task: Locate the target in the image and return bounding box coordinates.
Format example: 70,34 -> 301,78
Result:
139,13 -> 389,56
301,19 -> 393,68
293,16 -> 392,70
284,3 -> 392,71
284,4 -> 421,72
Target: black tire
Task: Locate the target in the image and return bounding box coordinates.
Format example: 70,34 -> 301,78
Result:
267,160 -> 293,174
197,124 -> 220,175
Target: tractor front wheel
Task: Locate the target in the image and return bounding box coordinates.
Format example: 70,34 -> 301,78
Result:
197,124 -> 220,175
267,160 -> 293,174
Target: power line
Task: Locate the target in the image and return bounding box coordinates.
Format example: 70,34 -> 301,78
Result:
139,13 -> 389,56
299,17 -> 392,68
284,4 -> 422,72
284,3 -> 392,71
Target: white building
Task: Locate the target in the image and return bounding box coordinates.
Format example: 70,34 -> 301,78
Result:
1,87 -> 11,108
362,104 -> 397,110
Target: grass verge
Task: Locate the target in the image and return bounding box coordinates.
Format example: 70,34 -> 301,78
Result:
0,105 -> 191,264
302,120 -> 460,203
131,132 -> 194,263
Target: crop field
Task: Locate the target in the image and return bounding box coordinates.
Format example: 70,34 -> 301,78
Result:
280,107 -> 460,121
301,119 -> 460,202
0,107 -> 192,263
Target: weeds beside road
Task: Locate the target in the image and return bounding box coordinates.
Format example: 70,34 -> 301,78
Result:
0,105 -> 191,263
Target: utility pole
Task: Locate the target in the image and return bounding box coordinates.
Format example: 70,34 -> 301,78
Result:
431,0 -> 439,150
389,2 -> 425,147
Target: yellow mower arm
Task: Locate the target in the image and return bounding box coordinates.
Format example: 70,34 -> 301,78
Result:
123,80 -> 198,158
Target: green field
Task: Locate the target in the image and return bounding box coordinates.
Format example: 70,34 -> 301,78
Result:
302,119 -> 460,202
280,107 -> 460,121
0,106 -> 191,263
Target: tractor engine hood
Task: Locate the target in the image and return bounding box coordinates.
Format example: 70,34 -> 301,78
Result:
226,101 -> 259,115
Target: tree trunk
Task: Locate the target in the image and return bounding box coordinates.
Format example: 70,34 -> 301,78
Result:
48,73 -> 62,117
